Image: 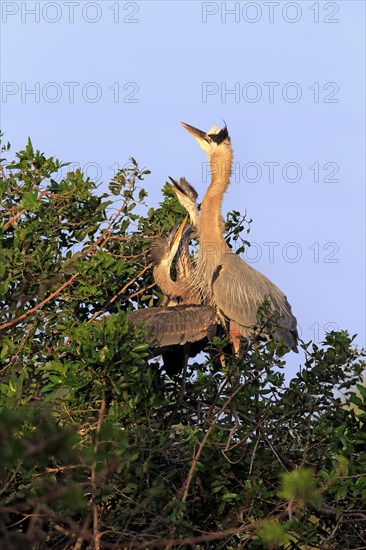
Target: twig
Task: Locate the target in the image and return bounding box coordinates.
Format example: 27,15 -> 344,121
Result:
223,410 -> 240,451
259,427 -> 289,472
81,189 -> 135,259
224,418 -> 266,453
337,473 -> 366,480
0,501 -> 292,549
0,321 -> 36,372
0,273 -> 79,331
249,436 -> 261,475
72,514 -> 92,550
180,382 -> 244,503
122,282 -> 156,303
0,163 -> 8,180
87,264 -> 153,323
3,190 -> 50,230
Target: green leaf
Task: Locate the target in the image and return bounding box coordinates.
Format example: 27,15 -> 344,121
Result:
258,520 -> 290,544
278,468 -> 320,508
21,191 -> 39,211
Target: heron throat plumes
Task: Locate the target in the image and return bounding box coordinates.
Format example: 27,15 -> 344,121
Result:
193,131 -> 234,305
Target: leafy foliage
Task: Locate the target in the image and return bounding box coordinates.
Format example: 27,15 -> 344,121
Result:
1,136 -> 366,549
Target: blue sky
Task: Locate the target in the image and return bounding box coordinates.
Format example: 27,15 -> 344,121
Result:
1,1 -> 365,375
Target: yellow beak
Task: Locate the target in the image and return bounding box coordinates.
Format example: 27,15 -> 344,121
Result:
172,214 -> 189,249
167,177 -> 186,201
181,122 -> 209,143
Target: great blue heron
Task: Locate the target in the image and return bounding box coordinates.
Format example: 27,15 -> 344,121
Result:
168,177 -> 200,229
168,177 -> 244,361
180,122 -> 298,353
149,214 -> 199,305
127,218 -> 218,375
167,177 -> 226,238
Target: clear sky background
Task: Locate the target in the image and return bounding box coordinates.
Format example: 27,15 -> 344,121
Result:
1,1 -> 365,376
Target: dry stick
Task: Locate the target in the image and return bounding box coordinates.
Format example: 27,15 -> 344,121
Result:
259,427 -> 289,472
114,505 -> 291,549
202,337 -> 258,429
249,435 -> 261,475
123,281 -> 156,303
225,417 -> 266,453
1,501 -> 359,550
17,502 -> 289,549
105,236 -> 132,242
221,418 -> 266,467
337,473 -> 366,480
181,363 -> 272,503
0,273 -> 79,331
180,382 -> 244,503
203,377 -> 230,427
8,514 -> 36,529
223,410 -> 240,450
45,465 -> 81,473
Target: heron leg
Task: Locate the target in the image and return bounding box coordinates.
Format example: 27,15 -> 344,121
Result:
219,352 -> 226,368
229,321 -> 242,357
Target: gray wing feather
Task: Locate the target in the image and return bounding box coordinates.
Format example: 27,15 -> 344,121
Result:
212,252 -> 298,349
127,305 -> 218,348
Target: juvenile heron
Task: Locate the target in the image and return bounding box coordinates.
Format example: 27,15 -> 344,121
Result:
167,176 -> 200,229
181,122 -> 298,353
149,215 -> 199,305
128,217 -> 218,375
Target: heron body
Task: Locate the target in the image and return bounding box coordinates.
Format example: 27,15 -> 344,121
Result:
181,122 -> 298,352
175,225 -> 198,292
149,216 -> 200,305
129,217 -> 218,375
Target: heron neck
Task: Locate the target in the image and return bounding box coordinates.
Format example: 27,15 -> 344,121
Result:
190,206 -> 200,231
153,264 -> 182,297
199,146 -> 232,250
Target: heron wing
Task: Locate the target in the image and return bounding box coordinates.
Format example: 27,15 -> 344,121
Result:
212,252 -> 298,349
127,305 -> 218,348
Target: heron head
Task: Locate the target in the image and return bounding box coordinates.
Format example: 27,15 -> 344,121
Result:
168,176 -> 197,204
167,177 -> 200,228
181,122 -> 230,157
149,215 -> 188,266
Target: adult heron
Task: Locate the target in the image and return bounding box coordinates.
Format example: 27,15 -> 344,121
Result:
180,122 -> 298,353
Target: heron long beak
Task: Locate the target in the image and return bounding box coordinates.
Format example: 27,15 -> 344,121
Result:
167,176 -> 188,200
181,122 -> 210,143
172,214 -> 188,250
